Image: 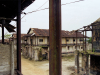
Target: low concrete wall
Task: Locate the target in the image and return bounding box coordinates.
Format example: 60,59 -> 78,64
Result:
0,44 -> 17,75
0,44 -> 11,75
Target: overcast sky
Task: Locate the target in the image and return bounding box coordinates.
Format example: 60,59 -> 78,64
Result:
2,0 -> 100,37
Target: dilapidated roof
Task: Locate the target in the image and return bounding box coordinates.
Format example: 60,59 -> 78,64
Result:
0,0 -> 35,24
12,33 -> 27,38
0,0 -> 35,32
94,18 -> 100,23
23,34 -> 32,37
26,28 -> 84,38
33,28 -> 49,36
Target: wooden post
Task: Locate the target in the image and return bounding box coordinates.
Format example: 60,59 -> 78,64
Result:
49,0 -> 62,75
11,42 -> 14,75
82,54 -> 89,74
2,20 -> 5,44
17,0 -> 21,74
75,50 -> 79,74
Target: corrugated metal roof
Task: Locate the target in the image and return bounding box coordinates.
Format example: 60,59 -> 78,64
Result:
0,0 -> 35,32
12,33 -> 27,38
0,0 -> 35,24
27,28 -> 84,38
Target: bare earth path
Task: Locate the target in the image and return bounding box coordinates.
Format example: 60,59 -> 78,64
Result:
22,55 -> 76,75
21,56 -> 48,75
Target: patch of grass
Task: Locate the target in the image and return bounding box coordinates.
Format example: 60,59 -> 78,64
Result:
62,55 -> 75,61
67,66 -> 75,71
62,54 -> 82,61
80,50 -> 100,56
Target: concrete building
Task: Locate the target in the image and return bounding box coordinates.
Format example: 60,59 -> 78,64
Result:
74,17 -> 100,75
22,28 -> 89,60
11,33 -> 26,45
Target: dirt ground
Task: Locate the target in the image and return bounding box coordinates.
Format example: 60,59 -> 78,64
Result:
22,55 -> 77,75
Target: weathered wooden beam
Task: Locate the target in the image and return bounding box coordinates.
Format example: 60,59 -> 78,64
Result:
0,17 -> 17,21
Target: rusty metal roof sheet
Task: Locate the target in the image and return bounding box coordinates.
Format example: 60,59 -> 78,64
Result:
23,34 -> 32,37
12,33 -> 27,38
0,0 -> 35,32
33,28 -> 49,36
0,0 -> 35,23
27,28 -> 84,38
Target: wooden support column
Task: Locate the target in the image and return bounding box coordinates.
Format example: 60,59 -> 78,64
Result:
85,30 -> 86,52
82,31 -> 84,71
17,0 -> 21,75
2,20 -> 5,44
75,31 -> 79,74
83,31 -> 84,51
82,54 -> 89,74
35,36 -> 36,46
76,31 -> 77,50
92,26 -> 93,52
75,50 -> 79,74
49,0 -> 62,75
11,42 -> 14,75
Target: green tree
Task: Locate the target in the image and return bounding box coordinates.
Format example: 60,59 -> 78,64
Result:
88,37 -> 92,43
1,32 -> 12,39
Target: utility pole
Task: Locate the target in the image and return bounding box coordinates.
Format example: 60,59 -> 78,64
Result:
49,0 -> 62,75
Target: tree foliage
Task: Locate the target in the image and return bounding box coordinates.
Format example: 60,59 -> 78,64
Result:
1,32 -> 12,39
88,37 -> 92,43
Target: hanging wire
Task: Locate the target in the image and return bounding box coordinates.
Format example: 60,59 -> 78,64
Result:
21,0 -> 49,19
25,0 -> 84,14
21,0 -> 84,19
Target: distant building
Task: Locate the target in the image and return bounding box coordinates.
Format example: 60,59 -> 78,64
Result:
22,28 -> 89,60
0,39 -> 10,44
11,33 -> 26,44
10,33 -> 27,52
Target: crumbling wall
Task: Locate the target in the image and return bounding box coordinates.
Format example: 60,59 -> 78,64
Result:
14,45 -> 17,70
0,44 -> 11,75
22,46 -> 50,61
0,44 -> 17,75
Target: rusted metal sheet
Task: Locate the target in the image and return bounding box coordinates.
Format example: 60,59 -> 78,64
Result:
17,0 -> 21,75
49,0 -> 62,75
0,0 -> 35,24
5,24 -> 16,32
28,28 -> 84,37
